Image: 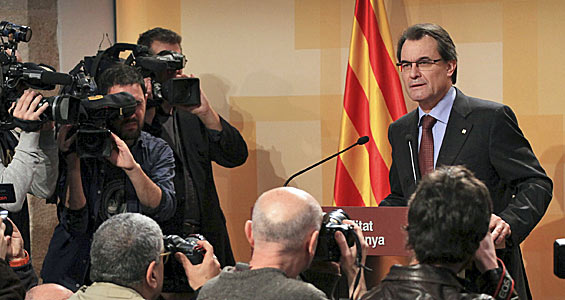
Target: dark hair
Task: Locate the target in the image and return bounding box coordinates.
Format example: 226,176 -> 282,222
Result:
97,64 -> 146,95
406,166 -> 492,265
397,23 -> 458,84
137,27 -> 182,54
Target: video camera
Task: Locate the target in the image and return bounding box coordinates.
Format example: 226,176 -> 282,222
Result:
162,234 -> 206,293
314,208 -> 356,262
84,43 -> 200,108
0,21 -> 79,130
0,21 -> 138,159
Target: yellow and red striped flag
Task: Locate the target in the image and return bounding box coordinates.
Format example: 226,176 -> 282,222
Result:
334,0 -> 407,207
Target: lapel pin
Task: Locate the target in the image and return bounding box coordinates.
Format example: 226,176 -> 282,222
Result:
461,129 -> 467,135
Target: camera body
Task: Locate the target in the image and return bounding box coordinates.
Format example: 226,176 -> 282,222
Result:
314,209 -> 355,262
162,234 -> 206,292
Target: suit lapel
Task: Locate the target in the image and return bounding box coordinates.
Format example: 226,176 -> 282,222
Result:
437,88 -> 473,166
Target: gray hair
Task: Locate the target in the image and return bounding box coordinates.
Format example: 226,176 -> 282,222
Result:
90,213 -> 163,288
252,188 -> 323,251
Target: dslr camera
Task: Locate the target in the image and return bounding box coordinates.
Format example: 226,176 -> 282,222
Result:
314,208 -> 356,262
162,234 -> 206,293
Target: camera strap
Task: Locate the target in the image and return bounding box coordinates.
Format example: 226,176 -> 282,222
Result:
350,231 -> 372,300
12,117 -> 43,132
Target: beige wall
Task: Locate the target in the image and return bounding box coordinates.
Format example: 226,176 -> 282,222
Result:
117,0 -> 564,298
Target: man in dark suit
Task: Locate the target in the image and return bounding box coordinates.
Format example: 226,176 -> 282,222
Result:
380,23 -> 552,300
138,27 -> 248,268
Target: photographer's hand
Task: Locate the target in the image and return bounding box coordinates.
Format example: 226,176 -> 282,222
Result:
11,90 -> 49,127
337,220 -> 368,299
5,218 -> 25,261
173,74 -> 222,131
175,240 -> 221,290
0,221 -> 7,260
473,231 -> 499,273
108,133 -> 162,209
107,133 -> 137,170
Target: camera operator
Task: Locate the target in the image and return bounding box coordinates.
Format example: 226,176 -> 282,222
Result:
1,89 -> 59,253
362,166 -> 518,300
197,187 -> 368,300
41,64 -> 176,291
68,212 -> 220,300
137,27 -> 248,268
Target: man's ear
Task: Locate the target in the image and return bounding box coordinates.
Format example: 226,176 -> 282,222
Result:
307,230 -> 319,257
145,261 -> 159,289
244,220 -> 254,247
446,60 -> 457,77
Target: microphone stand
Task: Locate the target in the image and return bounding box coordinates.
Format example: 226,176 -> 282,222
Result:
283,136 -> 369,187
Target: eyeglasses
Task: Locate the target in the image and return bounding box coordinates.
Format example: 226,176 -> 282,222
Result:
396,59 -> 443,72
159,251 -> 172,264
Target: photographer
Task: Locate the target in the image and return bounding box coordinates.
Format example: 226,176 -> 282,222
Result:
1,89 -> 59,253
69,212 -> 220,300
41,64 -> 176,291
1,89 -> 58,211
197,187 -> 367,300
138,27 -> 248,268
362,166 -> 517,300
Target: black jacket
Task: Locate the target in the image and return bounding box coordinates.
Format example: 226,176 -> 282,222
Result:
145,109 -> 248,267
381,88 -> 552,299
362,264 -> 517,300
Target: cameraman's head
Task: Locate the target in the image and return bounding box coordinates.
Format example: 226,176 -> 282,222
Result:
90,213 -> 165,300
137,27 -> 183,81
407,165 -> 492,267
98,64 -> 146,144
246,187 -> 323,278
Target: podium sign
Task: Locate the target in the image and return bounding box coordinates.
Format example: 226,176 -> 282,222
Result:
322,207 -> 410,256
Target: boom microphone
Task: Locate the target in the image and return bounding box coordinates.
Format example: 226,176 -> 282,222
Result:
283,136 -> 369,187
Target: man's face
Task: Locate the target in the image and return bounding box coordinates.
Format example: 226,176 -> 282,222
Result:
399,35 -> 456,111
108,84 -> 145,142
150,41 -> 183,82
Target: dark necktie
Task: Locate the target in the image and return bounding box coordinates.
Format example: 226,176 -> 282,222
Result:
419,115 -> 437,177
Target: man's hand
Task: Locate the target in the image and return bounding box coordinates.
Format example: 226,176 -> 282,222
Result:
107,132 -> 137,171
0,221 -> 7,260
175,240 -> 221,290
490,214 -> 511,247
337,220 -> 368,299
473,231 -> 499,273
172,74 -> 222,131
11,90 -> 50,130
5,218 -> 25,260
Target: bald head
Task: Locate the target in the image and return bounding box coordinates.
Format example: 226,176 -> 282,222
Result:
252,187 -> 322,250
25,284 -> 73,300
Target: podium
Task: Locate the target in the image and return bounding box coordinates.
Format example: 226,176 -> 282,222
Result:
321,206 -> 413,287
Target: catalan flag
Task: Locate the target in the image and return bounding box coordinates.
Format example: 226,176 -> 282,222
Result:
334,0 -> 407,207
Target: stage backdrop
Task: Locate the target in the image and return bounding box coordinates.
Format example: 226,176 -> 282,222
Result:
116,1 -> 564,298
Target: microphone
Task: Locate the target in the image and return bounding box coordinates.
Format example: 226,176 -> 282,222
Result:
22,62 -> 73,86
406,134 -> 417,185
283,136 -> 369,187
38,71 -> 73,86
